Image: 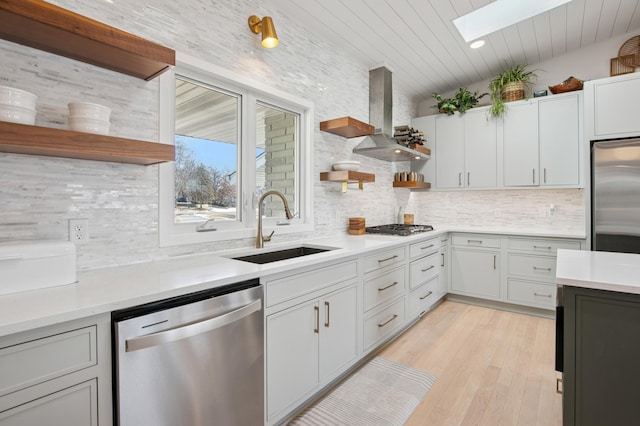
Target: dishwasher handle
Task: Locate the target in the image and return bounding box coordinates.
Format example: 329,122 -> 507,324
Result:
125,299 -> 262,352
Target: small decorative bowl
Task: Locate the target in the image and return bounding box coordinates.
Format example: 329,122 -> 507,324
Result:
332,161 -> 360,171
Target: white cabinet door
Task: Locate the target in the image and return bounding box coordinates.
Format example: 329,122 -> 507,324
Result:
319,285 -> 357,380
266,299 -> 319,420
450,248 -> 501,299
539,94 -> 580,186
464,109 -> 497,188
435,114 -> 465,189
593,74 -> 640,138
503,102 -> 539,186
439,245 -> 449,296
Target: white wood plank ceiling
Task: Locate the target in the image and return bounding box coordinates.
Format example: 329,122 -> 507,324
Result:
270,0 -> 640,100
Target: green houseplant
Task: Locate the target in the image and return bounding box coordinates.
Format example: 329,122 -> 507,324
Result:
432,87 -> 488,115
489,64 -> 537,117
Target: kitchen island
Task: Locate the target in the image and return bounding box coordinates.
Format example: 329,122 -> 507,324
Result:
556,249 -> 640,426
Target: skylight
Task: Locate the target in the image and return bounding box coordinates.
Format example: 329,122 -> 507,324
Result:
453,0 -> 573,42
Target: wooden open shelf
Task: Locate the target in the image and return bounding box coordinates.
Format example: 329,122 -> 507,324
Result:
408,144 -> 431,156
320,170 -> 375,192
392,181 -> 431,189
0,121 -> 174,165
320,117 -> 375,138
0,0 -> 175,80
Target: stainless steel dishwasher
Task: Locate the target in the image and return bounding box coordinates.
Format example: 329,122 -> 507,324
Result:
112,279 -> 263,426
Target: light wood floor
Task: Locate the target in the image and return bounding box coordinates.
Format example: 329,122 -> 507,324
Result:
378,300 -> 562,426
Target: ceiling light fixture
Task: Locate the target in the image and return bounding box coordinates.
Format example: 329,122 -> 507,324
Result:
248,15 -> 279,48
453,0 -> 573,42
470,40 -> 485,49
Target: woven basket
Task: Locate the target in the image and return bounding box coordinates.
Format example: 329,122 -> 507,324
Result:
501,82 -> 526,102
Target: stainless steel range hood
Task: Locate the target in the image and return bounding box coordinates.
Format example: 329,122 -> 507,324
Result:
353,67 -> 429,162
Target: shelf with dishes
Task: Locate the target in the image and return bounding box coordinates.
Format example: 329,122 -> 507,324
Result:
0,121 -> 174,165
319,170 -> 375,193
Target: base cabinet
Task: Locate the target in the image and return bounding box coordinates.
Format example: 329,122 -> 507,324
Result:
563,286 -> 640,425
450,248 -> 501,299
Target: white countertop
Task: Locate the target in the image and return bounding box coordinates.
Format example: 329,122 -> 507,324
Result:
0,226 -> 586,337
556,249 -> 640,295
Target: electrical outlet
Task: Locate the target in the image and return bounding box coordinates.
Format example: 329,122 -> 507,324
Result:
69,219 -> 89,244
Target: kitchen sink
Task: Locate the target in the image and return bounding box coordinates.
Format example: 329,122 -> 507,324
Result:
232,246 -> 334,264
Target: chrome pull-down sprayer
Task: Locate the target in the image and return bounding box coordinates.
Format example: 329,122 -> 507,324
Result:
256,190 -> 293,248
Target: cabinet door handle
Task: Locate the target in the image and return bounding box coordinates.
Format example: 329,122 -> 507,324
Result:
421,265 -> 435,273
378,281 -> 399,292
467,172 -> 470,186
533,245 -> 552,250
459,172 -> 462,187
544,168 -> 547,184
441,253 -> 445,267
532,168 -> 535,184
419,291 -> 433,300
467,239 -> 483,244
534,292 -> 553,298
324,301 -> 330,327
313,306 -> 320,334
533,266 -> 552,272
421,244 -> 435,251
378,314 -> 398,328
556,378 -> 563,394
377,255 -> 398,263
493,255 -> 496,270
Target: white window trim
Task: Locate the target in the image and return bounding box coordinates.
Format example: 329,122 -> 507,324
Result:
158,53 -> 314,247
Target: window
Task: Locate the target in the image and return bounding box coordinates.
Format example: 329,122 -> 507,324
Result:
159,54 -> 313,247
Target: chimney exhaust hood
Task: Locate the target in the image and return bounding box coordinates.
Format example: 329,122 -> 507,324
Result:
353,67 -> 429,162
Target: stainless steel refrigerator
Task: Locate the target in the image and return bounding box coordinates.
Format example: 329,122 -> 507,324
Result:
592,139 -> 640,254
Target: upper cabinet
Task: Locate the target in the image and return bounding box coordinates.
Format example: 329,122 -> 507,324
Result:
585,73 -> 640,140
0,0 -> 175,80
503,102 -> 540,186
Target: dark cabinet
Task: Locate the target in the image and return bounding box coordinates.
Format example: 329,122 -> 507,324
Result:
563,286 -> 640,426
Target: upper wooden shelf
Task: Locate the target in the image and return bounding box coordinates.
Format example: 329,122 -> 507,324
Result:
0,121 -> 175,165
320,170 -> 375,193
320,117 -> 375,138
0,0 -> 175,80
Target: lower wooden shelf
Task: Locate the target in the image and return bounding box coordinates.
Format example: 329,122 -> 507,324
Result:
320,170 -> 375,192
392,181 -> 431,189
0,121 -> 175,165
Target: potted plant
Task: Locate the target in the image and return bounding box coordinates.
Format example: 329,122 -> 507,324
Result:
489,64 -> 537,117
432,87 -> 488,115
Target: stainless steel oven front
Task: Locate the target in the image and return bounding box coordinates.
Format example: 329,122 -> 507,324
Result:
112,280 -> 263,426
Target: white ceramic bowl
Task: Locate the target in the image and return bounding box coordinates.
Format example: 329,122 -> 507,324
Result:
332,161 -> 360,171
0,86 -> 37,109
0,104 -> 36,125
69,116 -> 110,135
68,102 -> 111,120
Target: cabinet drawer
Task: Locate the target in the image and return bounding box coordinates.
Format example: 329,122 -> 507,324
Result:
363,298 -> 405,351
363,267 -> 405,312
507,254 -> 557,282
508,237 -> 580,254
451,234 -> 501,249
266,260 -> 358,307
409,251 -> 440,289
409,238 -> 441,259
363,247 -> 406,274
0,326 -> 97,397
507,279 -> 556,308
409,277 -> 438,318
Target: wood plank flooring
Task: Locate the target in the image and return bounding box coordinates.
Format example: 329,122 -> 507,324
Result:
378,300 -> 562,426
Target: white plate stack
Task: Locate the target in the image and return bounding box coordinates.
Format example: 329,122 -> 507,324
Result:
68,102 -> 111,135
0,86 -> 38,125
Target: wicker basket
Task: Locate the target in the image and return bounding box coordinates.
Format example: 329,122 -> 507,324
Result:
501,81 -> 526,102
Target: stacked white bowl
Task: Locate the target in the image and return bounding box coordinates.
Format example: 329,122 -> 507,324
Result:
68,102 -> 110,135
0,86 -> 38,125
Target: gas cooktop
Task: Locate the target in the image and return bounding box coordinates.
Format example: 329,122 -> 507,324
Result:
365,224 -> 434,236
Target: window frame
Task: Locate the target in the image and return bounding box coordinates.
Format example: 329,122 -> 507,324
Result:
158,53 -> 314,247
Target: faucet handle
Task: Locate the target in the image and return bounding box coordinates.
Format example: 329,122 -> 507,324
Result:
263,230 -> 275,242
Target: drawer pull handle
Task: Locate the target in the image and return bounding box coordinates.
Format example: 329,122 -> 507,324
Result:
534,292 -> 553,298
494,255 -> 496,270
421,244 -> 435,250
556,377 -> 563,394
441,253 -> 445,267
378,314 -> 398,328
314,306 -> 320,334
467,239 -> 483,244
378,281 -> 399,292
378,255 -> 398,263
419,291 -> 433,300
533,266 -> 552,271
458,172 -> 462,187
421,265 -> 435,273
324,301 -> 330,327
533,245 -> 552,250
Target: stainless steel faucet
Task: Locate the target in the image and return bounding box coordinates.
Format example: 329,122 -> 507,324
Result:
256,190 -> 293,248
